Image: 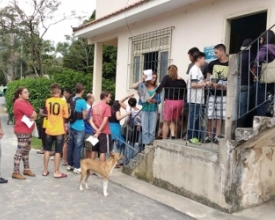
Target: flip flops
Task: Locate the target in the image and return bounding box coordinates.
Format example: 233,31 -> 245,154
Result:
54,173 -> 67,179
42,171 -> 49,176
37,150 -> 45,154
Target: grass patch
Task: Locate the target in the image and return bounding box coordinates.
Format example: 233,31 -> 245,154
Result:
31,137 -> 42,150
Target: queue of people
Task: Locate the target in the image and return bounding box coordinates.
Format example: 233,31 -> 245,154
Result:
3,29 -> 275,183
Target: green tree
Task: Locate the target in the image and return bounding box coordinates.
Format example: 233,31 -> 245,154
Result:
0,0 -> 75,77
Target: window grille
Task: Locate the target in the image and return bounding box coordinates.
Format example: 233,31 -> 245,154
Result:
128,27 -> 174,87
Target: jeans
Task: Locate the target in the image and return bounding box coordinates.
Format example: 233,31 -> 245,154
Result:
254,81 -> 267,116
112,141 -> 126,164
45,134 -> 64,153
187,103 -> 201,139
128,130 -> 142,161
141,111 -> 158,145
68,128 -> 85,169
239,85 -> 252,117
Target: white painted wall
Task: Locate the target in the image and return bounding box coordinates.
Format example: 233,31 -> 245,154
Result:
96,0 -> 141,19
93,0 -> 275,101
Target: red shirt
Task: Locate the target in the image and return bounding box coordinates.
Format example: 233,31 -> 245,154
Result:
14,99 -> 35,133
92,101 -> 111,134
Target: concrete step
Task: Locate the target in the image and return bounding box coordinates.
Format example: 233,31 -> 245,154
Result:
145,145 -> 154,154
235,127 -> 254,142
129,159 -> 137,169
134,153 -> 145,163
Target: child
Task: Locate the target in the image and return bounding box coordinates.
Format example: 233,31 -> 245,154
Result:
187,51 -> 207,144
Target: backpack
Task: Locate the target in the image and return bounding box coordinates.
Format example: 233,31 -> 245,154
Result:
69,97 -> 83,123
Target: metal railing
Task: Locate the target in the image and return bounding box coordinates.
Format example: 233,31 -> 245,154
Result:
236,25 -> 275,128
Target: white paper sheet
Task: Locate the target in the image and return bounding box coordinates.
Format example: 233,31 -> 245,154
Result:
86,135 -> 99,146
21,115 -> 34,128
143,69 -> 153,81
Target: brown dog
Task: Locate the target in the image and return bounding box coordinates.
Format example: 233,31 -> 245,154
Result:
79,152 -> 123,196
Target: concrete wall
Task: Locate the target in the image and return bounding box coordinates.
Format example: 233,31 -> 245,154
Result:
96,0 -> 141,19
93,0 -> 275,100
234,118 -> 275,208
151,140 -> 232,211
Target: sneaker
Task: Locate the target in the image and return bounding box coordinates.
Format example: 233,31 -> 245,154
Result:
67,165 -> 74,171
204,136 -> 212,143
50,156 -> 54,160
213,137 -> 219,145
0,177 -> 8,183
73,168 -> 81,174
189,138 -> 201,145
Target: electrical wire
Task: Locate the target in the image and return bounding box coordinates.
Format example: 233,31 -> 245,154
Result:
124,0 -> 132,36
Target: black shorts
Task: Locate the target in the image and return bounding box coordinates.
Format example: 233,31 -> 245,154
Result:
92,134 -> 112,154
45,134 -> 64,153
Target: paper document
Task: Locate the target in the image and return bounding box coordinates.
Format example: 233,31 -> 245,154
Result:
86,135 -> 99,146
21,115 -> 34,128
143,69 -> 153,81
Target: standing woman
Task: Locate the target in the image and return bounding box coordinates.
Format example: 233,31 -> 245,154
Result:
132,72 -> 160,145
109,101 -> 131,167
150,65 -> 187,139
12,87 -> 37,180
252,30 -> 275,116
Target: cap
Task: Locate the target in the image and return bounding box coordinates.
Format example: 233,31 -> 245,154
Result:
240,39 -> 253,51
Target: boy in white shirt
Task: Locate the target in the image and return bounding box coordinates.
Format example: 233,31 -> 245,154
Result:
187,51 -> 207,144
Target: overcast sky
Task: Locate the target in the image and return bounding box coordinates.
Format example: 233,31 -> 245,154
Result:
0,0 -> 96,44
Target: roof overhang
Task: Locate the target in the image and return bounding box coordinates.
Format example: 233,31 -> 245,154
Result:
73,0 -> 199,39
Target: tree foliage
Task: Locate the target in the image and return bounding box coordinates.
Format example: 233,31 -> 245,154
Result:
0,0 -> 75,78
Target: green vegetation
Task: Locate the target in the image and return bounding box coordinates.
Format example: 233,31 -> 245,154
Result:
5,69 -> 115,117
31,137 -> 42,150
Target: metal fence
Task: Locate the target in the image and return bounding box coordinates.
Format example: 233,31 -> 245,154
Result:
236,25 -> 275,128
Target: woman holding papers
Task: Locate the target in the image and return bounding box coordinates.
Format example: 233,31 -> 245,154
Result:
132,70 -> 160,145
12,87 -> 37,180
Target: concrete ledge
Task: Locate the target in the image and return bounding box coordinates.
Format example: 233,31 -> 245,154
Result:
154,140 -> 219,164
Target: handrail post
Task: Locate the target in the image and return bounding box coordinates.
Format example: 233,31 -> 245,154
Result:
225,54 -> 239,140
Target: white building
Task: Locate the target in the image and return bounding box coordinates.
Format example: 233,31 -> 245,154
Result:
73,0 -> 275,100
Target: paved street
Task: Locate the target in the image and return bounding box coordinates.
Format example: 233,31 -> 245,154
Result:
1,96 -> 275,220
0,111 -> 194,220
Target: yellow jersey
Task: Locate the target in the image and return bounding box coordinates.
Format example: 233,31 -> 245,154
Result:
45,97 -> 69,136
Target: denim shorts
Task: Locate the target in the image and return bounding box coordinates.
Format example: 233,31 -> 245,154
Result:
45,134 -> 64,153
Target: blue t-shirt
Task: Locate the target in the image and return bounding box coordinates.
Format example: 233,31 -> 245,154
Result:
70,97 -> 87,131
85,107 -> 94,134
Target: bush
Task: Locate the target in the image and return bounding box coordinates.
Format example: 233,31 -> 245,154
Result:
6,69 -> 116,116
5,77 -> 54,116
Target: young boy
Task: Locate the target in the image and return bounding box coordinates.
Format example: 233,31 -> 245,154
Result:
187,51 -> 207,144
43,83 -> 69,178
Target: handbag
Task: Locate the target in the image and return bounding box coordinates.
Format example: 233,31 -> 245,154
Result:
260,59 -> 275,83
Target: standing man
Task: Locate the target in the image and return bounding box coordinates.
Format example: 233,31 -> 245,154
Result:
62,88 -> 74,166
43,83 -> 69,178
187,47 -> 208,78
67,83 -> 87,174
205,44 -> 229,144
84,93 -> 95,158
0,119 -> 7,183
89,91 -> 112,162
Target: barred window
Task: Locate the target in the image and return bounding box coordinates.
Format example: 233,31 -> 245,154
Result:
128,27 -> 173,86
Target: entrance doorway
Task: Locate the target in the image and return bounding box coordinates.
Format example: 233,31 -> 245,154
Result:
229,11 -> 267,54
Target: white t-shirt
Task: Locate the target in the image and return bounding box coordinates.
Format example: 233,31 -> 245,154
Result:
187,65 -> 205,104
125,105 -> 141,126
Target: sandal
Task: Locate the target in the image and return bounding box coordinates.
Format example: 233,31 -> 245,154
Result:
37,150 -> 45,154
115,164 -> 120,168
42,171 -> 49,176
54,173 -> 67,178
